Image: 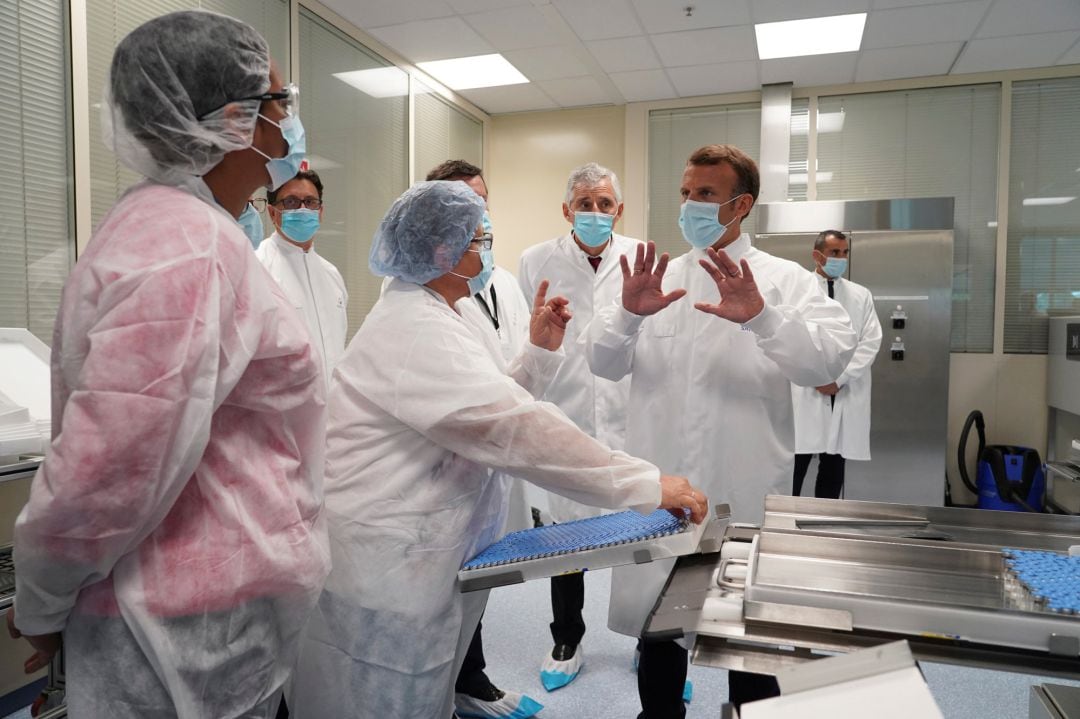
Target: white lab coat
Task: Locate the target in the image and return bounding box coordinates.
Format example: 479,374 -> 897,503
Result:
475,266 -> 536,534
519,233 -> 639,522
290,279 -> 661,719
792,274 -> 882,460
586,233 -> 856,636
255,231 -> 348,384
14,182 -> 330,718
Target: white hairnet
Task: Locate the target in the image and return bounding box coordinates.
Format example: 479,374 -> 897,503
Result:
102,10 -> 271,185
369,181 -> 486,284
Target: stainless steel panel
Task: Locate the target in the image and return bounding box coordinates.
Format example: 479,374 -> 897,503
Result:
757,197 -> 955,234
758,84 -> 793,203
1048,316 -> 1080,415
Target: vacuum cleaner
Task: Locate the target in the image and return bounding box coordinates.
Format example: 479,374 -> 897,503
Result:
957,410 -> 1046,512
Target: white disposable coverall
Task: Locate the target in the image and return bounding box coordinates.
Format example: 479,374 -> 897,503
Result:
13,182 -> 330,718
255,231 -> 348,384
792,274 -> 882,461
290,279 -> 661,719
586,233 -> 856,636
474,265 -> 535,534
518,233 -> 638,523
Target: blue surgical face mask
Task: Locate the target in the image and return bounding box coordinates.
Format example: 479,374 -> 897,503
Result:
678,196 -> 742,249
451,247 -> 495,296
481,211 -> 493,234
572,211 -> 615,248
280,208 -> 320,243
822,257 -> 848,278
251,113 -> 307,191
237,202 -> 265,249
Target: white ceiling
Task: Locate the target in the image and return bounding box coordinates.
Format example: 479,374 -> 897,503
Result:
320,0 -> 1080,114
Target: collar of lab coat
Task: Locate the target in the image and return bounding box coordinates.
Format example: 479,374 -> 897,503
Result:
269,230 -> 314,257
558,232 -> 627,282
690,232 -> 752,263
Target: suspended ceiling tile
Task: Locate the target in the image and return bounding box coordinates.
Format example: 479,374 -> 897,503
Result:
628,0 -> 753,34
952,31 -> 1080,73
458,83 -> 558,114
650,26 -> 758,68
976,0 -> 1080,39
608,69 -> 678,102
751,0 -> 870,24
863,0 -> 991,49
502,45 -> 593,82
872,0 -> 977,8
1058,38 -> 1080,65
855,41 -> 964,82
465,5 -> 563,51
369,17 -> 494,63
760,52 -> 858,86
666,61 -> 761,98
538,76 -> 612,107
586,35 -> 662,73
552,0 -> 643,41
322,0 -> 455,29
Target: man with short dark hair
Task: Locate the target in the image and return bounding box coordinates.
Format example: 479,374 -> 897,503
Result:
256,167 -> 348,383
587,144 -> 856,717
792,230 -> 882,499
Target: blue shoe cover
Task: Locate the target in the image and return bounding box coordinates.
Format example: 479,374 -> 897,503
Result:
455,690 -> 543,719
683,679 -> 693,703
540,649 -> 583,691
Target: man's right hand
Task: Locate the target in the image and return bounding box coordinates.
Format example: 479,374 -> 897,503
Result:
621,241 -> 687,316
659,475 -> 708,524
6,607 -> 61,674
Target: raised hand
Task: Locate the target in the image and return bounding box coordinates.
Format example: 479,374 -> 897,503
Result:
693,247 -> 765,324
620,241 -> 687,316
529,279 -> 573,352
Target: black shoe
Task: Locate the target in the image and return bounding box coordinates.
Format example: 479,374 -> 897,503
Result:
551,643 -> 578,661
464,678 -> 505,703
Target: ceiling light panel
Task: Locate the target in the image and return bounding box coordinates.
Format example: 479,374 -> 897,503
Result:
417,54 -> 529,90
755,13 -> 867,60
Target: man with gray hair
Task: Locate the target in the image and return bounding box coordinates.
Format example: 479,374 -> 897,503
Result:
518,161 -> 642,692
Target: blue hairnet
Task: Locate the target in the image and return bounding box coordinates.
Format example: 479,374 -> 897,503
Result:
370,181 -> 486,284
103,10 -> 271,185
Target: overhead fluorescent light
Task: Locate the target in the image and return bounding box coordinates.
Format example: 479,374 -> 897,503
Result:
791,110 -> 846,135
417,54 -> 528,91
333,67 -> 409,98
755,13 -> 867,60
987,221 -> 998,228
1022,196 -> 1076,207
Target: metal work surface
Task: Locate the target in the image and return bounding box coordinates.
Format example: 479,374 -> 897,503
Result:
648,496 -> 1080,680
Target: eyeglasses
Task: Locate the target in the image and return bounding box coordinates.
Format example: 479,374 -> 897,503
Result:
248,198 -> 267,212
273,197 -> 323,211
470,235 -> 493,251
239,82 -> 299,115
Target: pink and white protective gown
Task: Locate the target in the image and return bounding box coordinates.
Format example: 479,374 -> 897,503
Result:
13,181 -> 330,719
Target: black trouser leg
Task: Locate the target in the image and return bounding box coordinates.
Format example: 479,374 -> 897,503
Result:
549,571 -> 586,647
815,453 -> 846,499
636,639 -> 687,719
454,619 -> 493,697
793,453 -> 813,496
729,670 -> 781,709
275,693 -> 289,719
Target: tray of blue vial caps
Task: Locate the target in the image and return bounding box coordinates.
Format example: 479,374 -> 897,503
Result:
1002,549 -> 1080,616
458,509 -> 704,592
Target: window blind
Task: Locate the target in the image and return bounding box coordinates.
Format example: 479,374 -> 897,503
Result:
414,81 -> 483,180
815,84 -> 1000,353
0,0 -> 73,344
1004,77 -> 1080,354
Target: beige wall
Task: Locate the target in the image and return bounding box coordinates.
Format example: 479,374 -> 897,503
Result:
487,105 -> 626,279
488,103 -> 1056,506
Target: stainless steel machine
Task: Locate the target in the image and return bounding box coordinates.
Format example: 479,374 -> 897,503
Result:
756,198 -> 955,507
646,496 -> 1080,684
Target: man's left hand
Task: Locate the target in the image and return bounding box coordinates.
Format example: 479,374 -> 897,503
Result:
529,279 -> 572,351
6,607 -> 61,674
816,383 -> 840,396
694,248 -> 765,323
